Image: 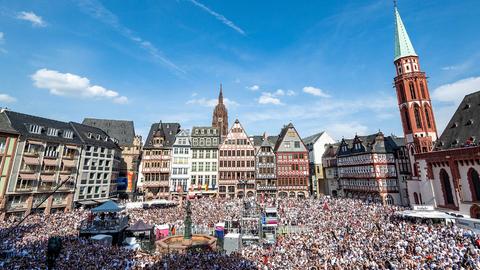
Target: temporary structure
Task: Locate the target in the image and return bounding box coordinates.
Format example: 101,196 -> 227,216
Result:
91,200 -> 123,213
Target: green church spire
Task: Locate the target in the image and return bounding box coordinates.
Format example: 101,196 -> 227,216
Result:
394,6 -> 417,61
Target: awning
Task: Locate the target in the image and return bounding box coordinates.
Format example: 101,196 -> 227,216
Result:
23,156 -> 40,165
20,173 -> 37,180
43,158 -> 58,166
91,200 -> 123,213
41,174 -> 56,182
397,210 -> 454,219
78,200 -> 98,205
62,159 -> 76,168
128,220 -> 153,231
27,140 -> 44,146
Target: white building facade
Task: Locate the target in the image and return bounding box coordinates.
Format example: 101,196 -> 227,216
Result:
169,129 -> 191,197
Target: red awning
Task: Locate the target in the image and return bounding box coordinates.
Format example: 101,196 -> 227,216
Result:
43,158 -> 58,166
41,174 -> 56,182
19,173 -> 37,180
62,159 -> 76,168
23,156 -> 40,165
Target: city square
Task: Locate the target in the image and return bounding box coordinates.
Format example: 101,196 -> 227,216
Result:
1,0 -> 480,269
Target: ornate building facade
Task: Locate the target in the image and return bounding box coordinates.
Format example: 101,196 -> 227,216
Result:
212,85 -> 229,140
275,123 -> 309,198
140,122 -> 180,199
252,133 -> 278,199
218,119 -> 256,198
190,127 -> 219,197
337,132 -> 409,205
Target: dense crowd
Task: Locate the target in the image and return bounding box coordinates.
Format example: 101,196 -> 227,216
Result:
0,196 -> 479,269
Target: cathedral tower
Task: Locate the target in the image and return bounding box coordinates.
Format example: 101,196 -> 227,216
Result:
212,84 -> 228,139
393,4 -> 438,154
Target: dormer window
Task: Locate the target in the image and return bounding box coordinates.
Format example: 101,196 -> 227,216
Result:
354,143 -> 361,150
452,139 -> 459,146
465,119 -> 474,126
96,134 -> 101,140
29,124 -> 42,134
342,145 -> 347,152
63,130 -> 73,139
195,129 -> 199,135
47,128 -> 59,137
450,122 -> 458,129
87,132 -> 93,139
463,103 -> 471,110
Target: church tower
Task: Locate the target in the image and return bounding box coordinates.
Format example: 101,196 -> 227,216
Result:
212,84 -> 229,139
393,4 -> 438,154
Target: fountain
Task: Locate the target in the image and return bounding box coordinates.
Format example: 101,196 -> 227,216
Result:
156,200 -> 217,253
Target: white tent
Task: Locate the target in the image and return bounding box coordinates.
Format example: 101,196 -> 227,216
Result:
91,234 -> 113,246
397,210 -> 454,219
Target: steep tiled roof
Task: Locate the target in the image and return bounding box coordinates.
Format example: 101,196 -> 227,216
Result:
250,135 -> 278,147
82,118 -> 135,146
70,122 -> 120,149
2,110 -> 83,145
302,131 -> 325,145
435,90 -> 480,150
144,122 -> 180,149
337,132 -> 404,156
0,111 -> 19,134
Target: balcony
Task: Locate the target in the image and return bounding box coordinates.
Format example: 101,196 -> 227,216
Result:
6,202 -> 28,211
257,185 -> 277,191
23,151 -> 41,157
15,187 -> 35,193
44,152 -> 59,159
142,167 -> 169,173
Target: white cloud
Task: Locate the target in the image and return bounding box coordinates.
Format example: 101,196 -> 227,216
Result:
0,94 -> 16,103
303,86 -> 330,97
247,85 -> 259,91
286,90 -> 296,96
258,92 -> 283,105
274,89 -> 285,96
31,68 -> 128,104
17,11 -> 46,27
0,32 -> 4,43
186,97 -> 238,107
432,76 -> 480,104
188,0 -> 246,35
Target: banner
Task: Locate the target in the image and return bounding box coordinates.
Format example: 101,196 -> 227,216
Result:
127,171 -> 134,192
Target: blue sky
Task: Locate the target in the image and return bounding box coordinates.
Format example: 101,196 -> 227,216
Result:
1,0 -> 479,141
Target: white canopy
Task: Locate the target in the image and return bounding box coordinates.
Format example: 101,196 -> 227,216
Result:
91,200 -> 123,213
397,210 -> 454,219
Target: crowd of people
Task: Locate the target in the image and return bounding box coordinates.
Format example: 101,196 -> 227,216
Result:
1,196 -> 479,269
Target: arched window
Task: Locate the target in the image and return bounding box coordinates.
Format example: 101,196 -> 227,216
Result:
420,82 -> 426,99
414,105 -> 422,129
468,168 -> 480,201
425,107 -> 432,128
413,192 -> 419,204
440,169 -> 455,205
409,81 -> 416,99
403,108 -> 412,131
399,84 -> 406,103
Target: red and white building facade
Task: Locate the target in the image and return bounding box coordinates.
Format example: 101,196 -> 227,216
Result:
275,123 -> 309,198
218,119 -> 256,199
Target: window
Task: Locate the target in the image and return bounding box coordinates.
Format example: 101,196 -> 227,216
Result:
469,169 -> 480,202
414,105 -> 422,129
284,142 -> 291,148
399,84 -> 406,103
440,169 -> 455,205
63,130 -> 74,139
409,82 -> 416,99
47,128 -> 59,137
212,151 -> 217,158
425,107 -> 432,128
29,124 -> 42,134
420,82 -> 426,99
294,141 -> 300,148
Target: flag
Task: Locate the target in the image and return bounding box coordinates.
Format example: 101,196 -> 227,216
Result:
323,201 -> 330,211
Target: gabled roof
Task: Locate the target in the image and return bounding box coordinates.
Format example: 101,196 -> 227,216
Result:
82,118 -> 135,147
144,122 -> 180,149
70,122 -> 120,149
302,131 -> 325,145
250,135 -> 278,147
2,110 -> 83,145
394,7 -> 417,61
435,90 -> 480,150
274,123 -> 307,152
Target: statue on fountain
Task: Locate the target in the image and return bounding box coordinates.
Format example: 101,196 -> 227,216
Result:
183,200 -> 192,245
